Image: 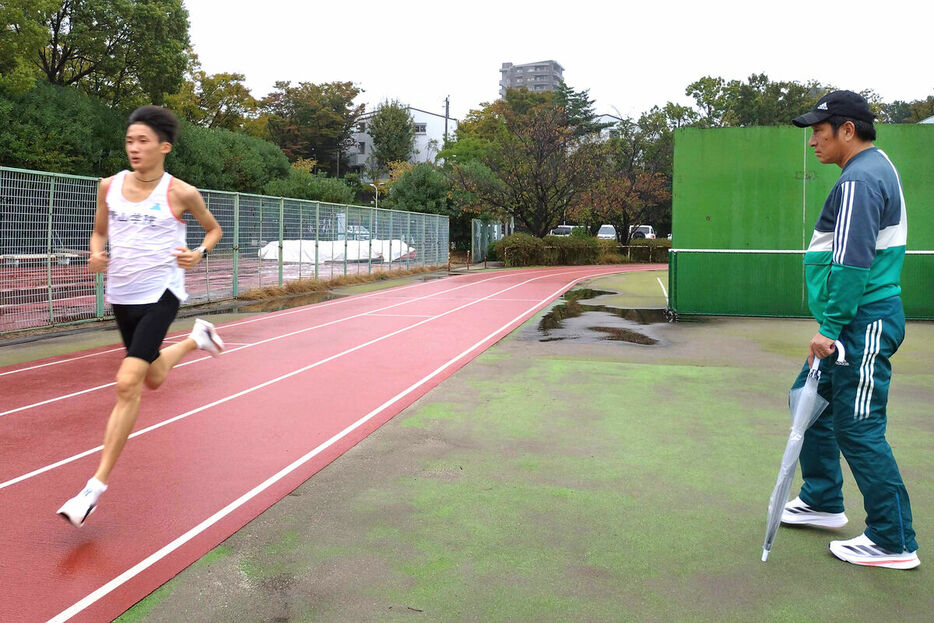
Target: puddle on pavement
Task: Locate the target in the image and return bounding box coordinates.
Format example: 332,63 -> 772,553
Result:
537,288 -> 666,344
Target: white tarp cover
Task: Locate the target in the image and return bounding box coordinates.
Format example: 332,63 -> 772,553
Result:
258,239 -> 414,264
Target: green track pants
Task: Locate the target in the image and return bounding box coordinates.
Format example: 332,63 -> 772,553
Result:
792,296 -> 917,553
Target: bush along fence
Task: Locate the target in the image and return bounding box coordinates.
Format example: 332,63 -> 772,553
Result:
0,166 -> 449,334
492,233 -> 671,267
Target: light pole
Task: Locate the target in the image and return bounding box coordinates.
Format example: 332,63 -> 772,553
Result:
369,182 -> 379,210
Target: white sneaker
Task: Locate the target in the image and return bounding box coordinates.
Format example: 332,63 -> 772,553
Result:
57,480 -> 105,528
190,318 -> 224,357
829,533 -> 920,569
781,496 -> 848,528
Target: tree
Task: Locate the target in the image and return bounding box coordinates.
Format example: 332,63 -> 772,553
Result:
574,167 -> 671,245
685,74 -> 827,128
367,99 -> 415,171
553,82 -> 611,137
263,168 -> 355,205
384,163 -> 452,214
0,0 -> 54,94
450,94 -> 606,237
0,82 -> 125,174
33,0 -> 190,108
164,51 -> 259,131
261,80 -> 364,176
883,96 -> 934,123
166,122 -> 289,193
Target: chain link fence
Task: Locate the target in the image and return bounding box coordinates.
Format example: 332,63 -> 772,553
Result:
0,166 -> 449,334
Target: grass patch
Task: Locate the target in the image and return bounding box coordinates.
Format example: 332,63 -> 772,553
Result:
236,265 -> 445,301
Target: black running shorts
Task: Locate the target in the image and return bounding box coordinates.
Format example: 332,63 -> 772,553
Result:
111,290 -> 181,363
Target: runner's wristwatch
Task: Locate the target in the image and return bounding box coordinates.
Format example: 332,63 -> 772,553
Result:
196,246 -> 208,256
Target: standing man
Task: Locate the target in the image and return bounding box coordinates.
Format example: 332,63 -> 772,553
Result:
779,91 -> 919,569
57,106 -> 225,528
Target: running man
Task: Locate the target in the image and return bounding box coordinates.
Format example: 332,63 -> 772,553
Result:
780,91 -> 919,569
57,106 -> 225,528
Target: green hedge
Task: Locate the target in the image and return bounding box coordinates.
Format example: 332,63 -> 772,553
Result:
493,233 -> 601,266
492,234 -> 670,266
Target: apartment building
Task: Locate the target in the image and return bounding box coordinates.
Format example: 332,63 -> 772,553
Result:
349,106 -> 458,174
499,60 -> 564,97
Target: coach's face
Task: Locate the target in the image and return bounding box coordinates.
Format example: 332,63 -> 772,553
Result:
808,120 -> 851,167
126,123 -> 171,172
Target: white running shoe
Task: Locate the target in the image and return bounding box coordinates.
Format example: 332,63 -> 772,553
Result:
829,533 -> 920,569
57,480 -> 105,528
190,318 -> 225,357
781,496 -> 848,528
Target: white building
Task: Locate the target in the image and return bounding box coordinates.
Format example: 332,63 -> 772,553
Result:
349,106 -> 458,175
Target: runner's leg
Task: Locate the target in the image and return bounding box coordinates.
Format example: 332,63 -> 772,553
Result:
93,356 -> 149,483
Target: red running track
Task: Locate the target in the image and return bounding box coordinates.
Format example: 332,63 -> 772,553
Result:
0,265 -> 659,622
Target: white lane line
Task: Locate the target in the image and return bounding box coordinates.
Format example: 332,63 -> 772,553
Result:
2,268 -> 607,489
0,270 -> 524,377
0,272 -> 528,419
656,277 -> 669,305
47,266 -> 620,623
365,314 -> 435,318
0,347 -> 126,378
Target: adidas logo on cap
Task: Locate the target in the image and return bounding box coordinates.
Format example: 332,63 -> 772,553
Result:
817,102 -> 828,110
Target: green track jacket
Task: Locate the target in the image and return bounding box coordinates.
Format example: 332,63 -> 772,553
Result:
803,147 -> 907,339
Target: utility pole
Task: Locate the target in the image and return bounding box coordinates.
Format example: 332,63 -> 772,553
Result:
444,95 -> 450,142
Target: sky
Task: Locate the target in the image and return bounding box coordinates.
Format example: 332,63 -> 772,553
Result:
184,0 -> 933,122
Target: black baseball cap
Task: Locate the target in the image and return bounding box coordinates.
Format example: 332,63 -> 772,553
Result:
792,90 -> 876,127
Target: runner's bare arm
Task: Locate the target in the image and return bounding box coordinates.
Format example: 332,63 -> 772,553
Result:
169,181 -> 222,269
88,177 -> 113,273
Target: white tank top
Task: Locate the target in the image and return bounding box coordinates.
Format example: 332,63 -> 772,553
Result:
105,170 -> 188,304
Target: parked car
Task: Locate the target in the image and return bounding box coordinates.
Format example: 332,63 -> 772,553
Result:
628,225 -> 657,239
596,224 -> 617,239
549,225 -> 575,237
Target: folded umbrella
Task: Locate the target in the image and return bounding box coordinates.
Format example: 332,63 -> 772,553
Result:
761,341 -> 846,562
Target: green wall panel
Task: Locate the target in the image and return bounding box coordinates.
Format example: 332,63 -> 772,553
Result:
672,125 -> 934,319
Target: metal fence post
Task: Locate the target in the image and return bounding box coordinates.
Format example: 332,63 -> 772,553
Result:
46,178 -> 55,324
94,178 -> 105,317
406,214 -> 411,269
368,207 -> 373,274
388,211 -> 394,271
314,201 -> 319,281
298,200 -> 304,280
343,206 -> 348,276
203,194 -> 212,301
232,193 -> 240,297
435,215 -> 441,265
278,197 -> 284,286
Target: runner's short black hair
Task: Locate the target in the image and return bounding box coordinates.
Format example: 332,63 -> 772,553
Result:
127,106 -> 180,144
826,115 -> 877,141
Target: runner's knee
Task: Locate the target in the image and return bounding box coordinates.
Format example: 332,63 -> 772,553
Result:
115,370 -> 144,402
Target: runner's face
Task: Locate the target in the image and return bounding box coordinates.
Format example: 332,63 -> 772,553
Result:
125,123 -> 171,172
808,121 -> 847,166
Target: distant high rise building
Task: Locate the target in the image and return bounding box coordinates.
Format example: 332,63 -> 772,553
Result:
499,60 -> 564,97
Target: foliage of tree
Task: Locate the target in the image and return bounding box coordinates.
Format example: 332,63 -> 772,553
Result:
553,82 -> 612,136
30,0 -> 189,109
166,122 -> 289,193
261,80 -> 365,177
384,163 -> 452,214
263,168 -> 356,205
881,96 -> 934,123
164,51 -> 258,131
0,0 -> 55,93
0,82 -> 125,174
686,74 -> 826,127
367,100 -> 415,171
449,90 -> 607,237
